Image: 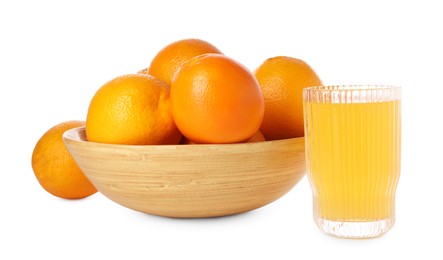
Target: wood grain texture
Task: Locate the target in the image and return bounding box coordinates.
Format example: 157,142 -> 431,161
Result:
63,127 -> 306,218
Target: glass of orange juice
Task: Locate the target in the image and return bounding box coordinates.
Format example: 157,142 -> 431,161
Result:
303,85 -> 401,238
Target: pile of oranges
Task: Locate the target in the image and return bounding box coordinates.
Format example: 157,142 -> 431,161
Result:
31,38 -> 322,199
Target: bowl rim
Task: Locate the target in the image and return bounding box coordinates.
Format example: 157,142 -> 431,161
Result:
63,126 -> 304,149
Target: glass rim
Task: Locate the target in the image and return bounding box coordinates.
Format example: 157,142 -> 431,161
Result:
303,85 -> 401,103
304,85 -> 401,91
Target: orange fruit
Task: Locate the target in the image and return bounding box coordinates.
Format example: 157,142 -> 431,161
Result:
86,74 -> 182,145
171,54 -> 264,144
32,121 -> 97,199
254,56 -> 322,140
148,38 -> 222,85
181,131 -> 265,144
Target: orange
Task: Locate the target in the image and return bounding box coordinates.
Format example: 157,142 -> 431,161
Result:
86,74 -> 182,145
254,56 -> 322,140
32,121 -> 97,199
181,131 -> 265,144
171,54 -> 264,144
148,38 -> 222,85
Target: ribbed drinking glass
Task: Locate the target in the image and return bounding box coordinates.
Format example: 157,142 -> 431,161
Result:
303,85 -> 401,238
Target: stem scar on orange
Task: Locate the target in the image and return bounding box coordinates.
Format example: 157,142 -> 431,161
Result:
171,54 -> 264,144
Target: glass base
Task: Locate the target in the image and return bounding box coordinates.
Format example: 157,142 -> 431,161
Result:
315,217 -> 395,239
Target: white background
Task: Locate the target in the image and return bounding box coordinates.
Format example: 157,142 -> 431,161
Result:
1,0 -> 442,259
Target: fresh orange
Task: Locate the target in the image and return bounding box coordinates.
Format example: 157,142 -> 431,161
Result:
32,121 -> 97,199
254,56 -> 322,140
181,130 -> 265,144
148,38 -> 222,85
171,54 -> 264,144
86,74 -> 182,145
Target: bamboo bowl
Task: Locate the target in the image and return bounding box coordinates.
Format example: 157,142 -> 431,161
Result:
63,127 -> 306,218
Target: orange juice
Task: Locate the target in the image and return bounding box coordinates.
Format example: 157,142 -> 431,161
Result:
304,100 -> 401,222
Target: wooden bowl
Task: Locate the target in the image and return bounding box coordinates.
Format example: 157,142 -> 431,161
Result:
63,127 -> 306,218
